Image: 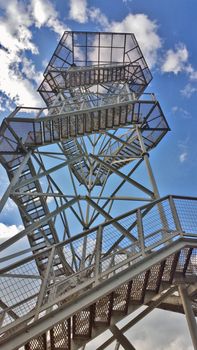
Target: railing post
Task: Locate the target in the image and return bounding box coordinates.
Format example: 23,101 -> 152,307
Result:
80,234 -> 87,271
95,225 -> 103,285
169,196 -> 183,236
0,311 -> 5,328
136,209 -> 146,257
34,247 -> 55,320
136,127 -> 169,236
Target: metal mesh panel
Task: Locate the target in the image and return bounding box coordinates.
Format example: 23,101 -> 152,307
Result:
94,294 -> 113,324
12,296 -> 38,319
162,253 -> 178,282
0,27 -> 197,350
147,263 -> 161,291
141,199 -> 177,249
118,212 -> 138,237
130,271 -> 147,301
0,264 -> 41,308
185,248 -> 197,275
42,31 -> 151,77
73,307 -> 92,338
50,319 -> 71,350
174,198 -> 197,235
102,224 -> 122,252
176,248 -> 190,272
112,283 -> 129,312
0,312 -> 14,328
25,333 -> 47,350
142,201 -> 169,236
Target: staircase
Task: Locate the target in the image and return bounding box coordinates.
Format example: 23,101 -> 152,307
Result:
1,245 -> 196,350
38,64 -> 148,106
0,144 -> 71,278
0,30 -> 196,350
0,195 -> 196,350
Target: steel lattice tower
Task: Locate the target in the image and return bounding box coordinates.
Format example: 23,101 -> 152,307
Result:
0,31 -> 197,350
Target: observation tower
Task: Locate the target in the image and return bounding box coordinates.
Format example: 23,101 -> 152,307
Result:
0,31 -> 197,350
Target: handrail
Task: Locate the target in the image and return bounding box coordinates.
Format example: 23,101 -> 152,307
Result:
0,194 -> 197,333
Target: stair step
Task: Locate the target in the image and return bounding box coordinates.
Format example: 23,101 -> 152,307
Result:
23,247 -> 195,350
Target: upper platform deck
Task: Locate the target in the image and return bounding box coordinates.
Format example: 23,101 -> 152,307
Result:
38,31 -> 152,105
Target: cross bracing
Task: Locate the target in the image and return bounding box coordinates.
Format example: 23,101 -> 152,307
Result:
0,31 -> 196,350
0,195 -> 197,349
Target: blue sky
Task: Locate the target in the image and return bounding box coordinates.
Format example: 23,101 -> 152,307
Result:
0,0 -> 196,349
0,0 -> 196,202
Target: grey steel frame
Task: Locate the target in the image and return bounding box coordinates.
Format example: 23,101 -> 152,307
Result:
0,31 -> 196,350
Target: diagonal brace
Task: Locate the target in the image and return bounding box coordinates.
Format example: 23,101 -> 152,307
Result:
86,197 -> 137,242
90,154 -> 154,198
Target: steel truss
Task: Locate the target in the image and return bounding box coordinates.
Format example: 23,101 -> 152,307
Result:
0,31 -> 196,350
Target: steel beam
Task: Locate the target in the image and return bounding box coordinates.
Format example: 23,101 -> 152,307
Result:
0,151 -> 31,213
0,238 -> 196,350
86,197 -> 137,242
0,197 -> 79,252
96,285 -> 178,350
12,156 -> 81,191
90,154 -> 154,198
109,325 -> 136,350
34,247 -> 55,320
178,284 -> 197,350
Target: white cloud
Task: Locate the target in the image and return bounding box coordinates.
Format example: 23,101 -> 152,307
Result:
46,196 -> 55,204
178,137 -> 189,164
0,222 -> 30,264
0,0 -> 41,107
87,308 -> 193,350
172,106 -> 191,119
2,198 -> 18,213
125,308 -> 193,350
0,222 -> 24,242
0,0 -> 66,110
105,14 -> 161,68
0,50 -> 43,107
172,106 -> 178,113
30,0 -> 66,35
0,95 -> 13,112
21,57 -> 43,86
69,0 -> 88,23
88,7 -> 109,28
185,64 -> 197,81
161,43 -> 197,96
68,3 -> 161,68
179,151 -> 188,163
181,83 -> 197,98
161,44 -> 188,74
0,0 -> 38,55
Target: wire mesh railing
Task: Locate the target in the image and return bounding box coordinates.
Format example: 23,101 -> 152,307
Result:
0,194 -> 197,334
0,99 -> 169,150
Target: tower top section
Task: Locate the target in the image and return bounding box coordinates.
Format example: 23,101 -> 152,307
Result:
38,31 -> 152,105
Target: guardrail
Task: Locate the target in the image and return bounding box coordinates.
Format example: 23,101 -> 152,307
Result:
0,194 -> 197,334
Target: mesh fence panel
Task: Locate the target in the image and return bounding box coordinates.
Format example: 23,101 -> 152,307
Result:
0,265 -> 40,308
174,198 -> 197,234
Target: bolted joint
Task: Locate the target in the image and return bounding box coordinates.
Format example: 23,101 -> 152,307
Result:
142,151 -> 149,158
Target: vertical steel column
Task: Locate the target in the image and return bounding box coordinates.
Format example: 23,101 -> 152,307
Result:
136,127 -> 169,231
136,208 -> 146,256
136,127 -> 160,199
95,225 -> 102,285
169,195 -> 183,234
178,285 -> 197,350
